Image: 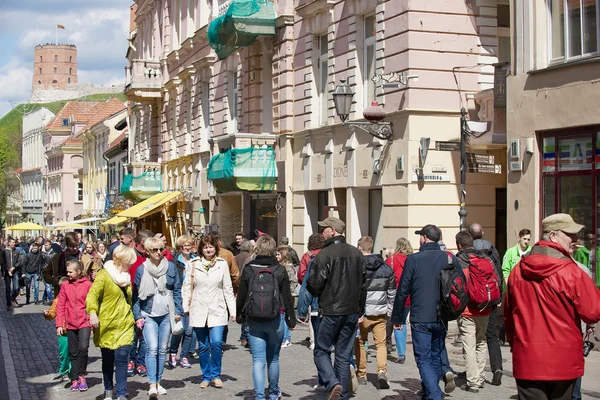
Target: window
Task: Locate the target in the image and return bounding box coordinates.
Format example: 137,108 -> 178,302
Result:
54,67 -> 57,73
37,80 -> 41,85
69,56 -> 72,62
39,68 -> 42,74
550,0 -> 598,61
62,118 -> 69,126
68,77 -> 71,84
497,4 -> 511,63
364,15 -> 377,106
40,56 -> 42,62
54,55 -> 58,62
77,181 -> 83,202
52,80 -> 57,84
69,68 -> 72,74
318,34 -> 329,125
228,70 -> 238,133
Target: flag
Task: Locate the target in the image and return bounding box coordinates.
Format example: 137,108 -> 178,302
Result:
57,24 -> 65,30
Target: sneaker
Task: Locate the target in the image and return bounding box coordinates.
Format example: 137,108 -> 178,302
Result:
491,370 -> 503,386
349,365 -> 358,394
136,365 -> 147,377
269,388 -> 282,400
180,357 -> 191,368
377,370 -> 390,390
70,379 -> 80,391
281,340 -> 292,348
395,355 -> 406,364
443,371 -> 456,394
104,390 -> 114,400
190,351 -> 198,358
460,384 -> 479,393
78,376 -> 88,391
157,384 -> 167,395
212,378 -> 223,388
169,354 -> 177,368
358,376 -> 368,385
148,386 -> 158,396
199,381 -> 210,388
328,384 -> 343,400
127,361 -> 135,377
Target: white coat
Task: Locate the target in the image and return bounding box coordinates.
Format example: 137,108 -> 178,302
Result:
182,256 -> 236,328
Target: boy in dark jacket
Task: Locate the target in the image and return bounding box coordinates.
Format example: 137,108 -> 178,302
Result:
23,242 -> 46,304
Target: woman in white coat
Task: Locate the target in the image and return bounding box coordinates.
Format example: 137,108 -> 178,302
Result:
182,234 -> 236,389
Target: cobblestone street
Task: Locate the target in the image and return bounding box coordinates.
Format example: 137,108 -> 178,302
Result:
2,280 -> 600,399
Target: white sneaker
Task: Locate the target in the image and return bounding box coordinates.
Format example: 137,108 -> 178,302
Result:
157,384 -> 167,395
148,386 -> 158,396
281,340 -> 292,348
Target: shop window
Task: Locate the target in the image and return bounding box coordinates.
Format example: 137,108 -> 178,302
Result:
550,0 -> 598,61
250,195 -> 278,239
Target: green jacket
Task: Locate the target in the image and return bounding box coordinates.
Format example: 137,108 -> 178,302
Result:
86,268 -> 134,349
573,247 -> 597,272
502,243 -> 531,280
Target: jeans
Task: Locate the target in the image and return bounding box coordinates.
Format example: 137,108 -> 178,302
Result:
67,327 -> 91,379
169,314 -> 195,358
4,272 -> 20,305
486,306 -> 503,372
142,314 -> 171,384
240,322 -> 249,341
23,273 -> 39,302
42,282 -> 54,302
281,313 -> 291,342
393,306 -> 410,357
58,334 -> 71,376
101,346 -> 131,397
194,325 -> 225,381
573,376 -> 582,400
411,322 -> 446,400
247,317 -> 284,399
313,314 -> 359,400
129,326 -> 147,366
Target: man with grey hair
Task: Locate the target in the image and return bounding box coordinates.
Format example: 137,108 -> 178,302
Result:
505,213 -> 600,399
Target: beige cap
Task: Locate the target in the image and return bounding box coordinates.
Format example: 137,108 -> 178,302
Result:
542,213 -> 584,234
317,217 -> 345,235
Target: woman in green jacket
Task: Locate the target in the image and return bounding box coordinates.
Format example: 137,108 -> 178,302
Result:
87,244 -> 137,400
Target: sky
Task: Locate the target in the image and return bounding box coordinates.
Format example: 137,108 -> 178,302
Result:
0,0 -> 130,119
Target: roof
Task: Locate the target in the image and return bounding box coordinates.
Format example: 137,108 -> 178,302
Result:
19,167 -> 42,174
104,129 -> 128,154
45,101 -> 104,130
82,98 -> 127,131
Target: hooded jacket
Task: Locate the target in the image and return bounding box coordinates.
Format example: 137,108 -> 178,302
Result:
23,250 -> 46,274
56,276 -> 93,330
364,254 -> 396,317
504,240 -> 600,381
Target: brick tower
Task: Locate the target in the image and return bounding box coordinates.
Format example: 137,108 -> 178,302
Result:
32,44 -> 78,90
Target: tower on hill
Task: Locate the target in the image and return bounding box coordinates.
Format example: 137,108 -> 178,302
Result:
32,44 -> 78,90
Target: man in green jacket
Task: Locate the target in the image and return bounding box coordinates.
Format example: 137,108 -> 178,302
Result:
502,229 -> 532,283
573,233 -> 599,277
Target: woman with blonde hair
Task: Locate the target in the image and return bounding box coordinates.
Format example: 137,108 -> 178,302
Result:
87,244 -> 137,400
275,246 -> 298,348
385,237 -> 414,363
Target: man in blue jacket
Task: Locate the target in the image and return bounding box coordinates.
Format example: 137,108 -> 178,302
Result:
391,225 -> 463,400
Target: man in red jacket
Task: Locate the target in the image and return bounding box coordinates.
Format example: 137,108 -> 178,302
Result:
505,213 -> 600,399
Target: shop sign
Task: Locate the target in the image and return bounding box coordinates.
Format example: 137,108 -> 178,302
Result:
411,174 -> 451,182
435,141 -> 460,151
467,163 -> 502,174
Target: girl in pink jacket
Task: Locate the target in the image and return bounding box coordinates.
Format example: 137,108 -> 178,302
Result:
56,260 -> 93,392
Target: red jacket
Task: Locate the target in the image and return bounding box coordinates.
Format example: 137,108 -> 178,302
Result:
129,254 -> 147,286
505,241 -> 600,381
55,277 -> 92,330
386,254 -> 410,306
297,249 -> 321,284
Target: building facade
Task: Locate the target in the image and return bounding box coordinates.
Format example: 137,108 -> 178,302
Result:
20,107 -> 55,224
126,0 -> 510,252
507,0 -> 600,279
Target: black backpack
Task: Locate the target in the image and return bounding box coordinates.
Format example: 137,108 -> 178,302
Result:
438,252 -> 470,321
243,264 -> 282,321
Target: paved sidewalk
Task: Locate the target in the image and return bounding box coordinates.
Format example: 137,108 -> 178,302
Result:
2,279 -> 600,399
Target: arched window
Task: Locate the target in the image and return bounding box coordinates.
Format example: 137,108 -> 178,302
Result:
69,56 -> 72,62
40,56 -> 42,62
38,80 -> 41,85
52,80 -> 57,84
53,67 -> 57,73
68,77 -> 71,83
69,68 -> 72,74
39,68 -> 42,74
54,55 -> 58,62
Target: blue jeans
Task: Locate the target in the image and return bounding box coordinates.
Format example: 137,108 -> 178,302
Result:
5,272 -> 20,304
573,376 -> 582,400
240,322 -> 249,341
129,326 -> 146,366
313,314 -> 359,400
42,282 -> 54,302
394,306 -> 410,357
411,322 -> 446,400
142,314 -> 170,384
194,325 -> 225,381
281,313 -> 291,342
310,316 -> 325,386
23,273 -> 39,302
101,345 -> 131,397
169,314 -> 195,358
247,317 -> 284,399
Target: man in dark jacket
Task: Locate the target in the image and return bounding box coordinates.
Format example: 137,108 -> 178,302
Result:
505,213 -> 600,399
3,237 -> 25,309
280,237 -> 300,267
23,242 -> 46,304
391,225 -> 463,400
307,217 -> 366,400
469,222 -> 504,385
354,236 -> 395,390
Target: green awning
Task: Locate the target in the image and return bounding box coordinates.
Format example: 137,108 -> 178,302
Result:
207,147 -> 277,193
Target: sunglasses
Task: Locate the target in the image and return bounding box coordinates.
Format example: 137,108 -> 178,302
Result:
150,247 -> 165,253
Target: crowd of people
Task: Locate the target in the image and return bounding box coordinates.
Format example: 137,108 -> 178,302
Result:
0,212 -> 598,400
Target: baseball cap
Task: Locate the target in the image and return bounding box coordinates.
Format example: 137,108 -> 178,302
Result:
542,213 -> 584,234
318,217 -> 346,235
415,224 -> 442,242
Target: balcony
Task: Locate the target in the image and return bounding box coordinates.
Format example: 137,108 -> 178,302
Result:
121,161 -> 163,202
124,59 -> 163,101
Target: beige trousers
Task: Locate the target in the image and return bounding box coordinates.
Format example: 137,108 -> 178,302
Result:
354,315 -> 388,378
457,315 -> 490,388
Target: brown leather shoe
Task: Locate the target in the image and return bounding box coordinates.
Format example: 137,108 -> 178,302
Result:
212,378 -> 223,388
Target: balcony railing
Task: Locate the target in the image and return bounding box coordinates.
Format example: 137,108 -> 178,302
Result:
125,59 -> 162,93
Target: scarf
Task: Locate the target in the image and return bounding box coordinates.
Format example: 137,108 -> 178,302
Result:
104,261 -> 130,288
200,256 -> 217,272
137,258 -> 169,300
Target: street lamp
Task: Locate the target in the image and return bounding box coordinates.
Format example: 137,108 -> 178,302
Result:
333,79 -> 393,141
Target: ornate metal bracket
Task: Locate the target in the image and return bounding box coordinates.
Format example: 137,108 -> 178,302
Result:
346,121 -> 393,141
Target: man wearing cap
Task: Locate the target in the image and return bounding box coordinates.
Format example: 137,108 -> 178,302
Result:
391,224 -> 463,399
307,217 -> 367,400
505,213 -> 600,399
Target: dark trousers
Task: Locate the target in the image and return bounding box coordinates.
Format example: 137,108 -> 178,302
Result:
313,314 -> 359,400
516,379 -> 576,400
411,322 -> 446,400
486,306 -> 503,372
101,346 -> 131,397
129,326 -> 146,366
573,377 -> 582,400
67,328 -> 91,379
4,273 -> 13,306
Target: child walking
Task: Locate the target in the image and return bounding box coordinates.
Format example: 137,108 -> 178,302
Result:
43,277 -> 71,381
56,260 -> 93,391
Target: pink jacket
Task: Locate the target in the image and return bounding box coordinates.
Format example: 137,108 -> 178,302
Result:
56,277 -> 92,330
